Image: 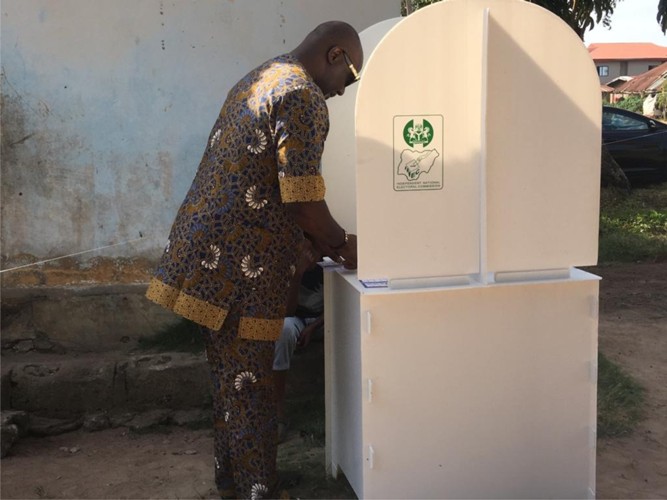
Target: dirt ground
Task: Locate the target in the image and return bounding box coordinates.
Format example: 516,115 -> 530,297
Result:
1,262 -> 666,499
592,262 -> 667,499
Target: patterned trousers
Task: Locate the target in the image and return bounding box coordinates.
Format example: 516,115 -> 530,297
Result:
202,310 -> 278,500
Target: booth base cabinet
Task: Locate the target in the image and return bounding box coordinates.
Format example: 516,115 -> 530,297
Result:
324,270 -> 598,500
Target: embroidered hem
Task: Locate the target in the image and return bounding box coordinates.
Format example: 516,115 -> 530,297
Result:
146,278 -> 228,330
146,278 -> 284,341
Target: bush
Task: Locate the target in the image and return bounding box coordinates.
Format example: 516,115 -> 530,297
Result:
611,95 -> 644,114
655,82 -> 667,118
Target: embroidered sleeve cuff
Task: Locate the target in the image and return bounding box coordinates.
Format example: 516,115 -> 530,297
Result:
279,174 -> 326,203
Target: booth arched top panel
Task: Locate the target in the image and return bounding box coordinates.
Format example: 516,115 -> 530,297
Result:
351,0 -> 600,282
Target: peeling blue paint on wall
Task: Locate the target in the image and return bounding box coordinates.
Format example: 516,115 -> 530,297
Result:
1,0 -> 397,269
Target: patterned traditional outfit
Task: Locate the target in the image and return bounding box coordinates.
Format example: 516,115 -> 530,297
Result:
146,54 -> 329,499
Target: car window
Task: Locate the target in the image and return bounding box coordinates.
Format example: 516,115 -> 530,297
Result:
603,111 -> 649,131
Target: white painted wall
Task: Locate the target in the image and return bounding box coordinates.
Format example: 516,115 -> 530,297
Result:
1,0 -> 397,266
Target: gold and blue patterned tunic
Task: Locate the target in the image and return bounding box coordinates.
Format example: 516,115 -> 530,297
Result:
146,54 -> 328,340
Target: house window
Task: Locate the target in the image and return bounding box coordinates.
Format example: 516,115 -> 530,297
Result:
598,65 -> 609,77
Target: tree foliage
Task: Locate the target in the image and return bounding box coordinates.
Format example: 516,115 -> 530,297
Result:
528,0 -> 618,38
401,0 -> 667,38
656,81 -> 667,114
610,94 -> 644,113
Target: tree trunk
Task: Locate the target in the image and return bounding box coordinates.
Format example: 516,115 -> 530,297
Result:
601,145 -> 631,191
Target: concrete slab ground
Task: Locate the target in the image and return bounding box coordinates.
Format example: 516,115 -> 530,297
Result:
2,351 -> 210,416
1,284 -> 179,353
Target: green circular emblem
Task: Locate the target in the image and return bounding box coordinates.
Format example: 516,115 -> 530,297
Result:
403,119 -> 434,147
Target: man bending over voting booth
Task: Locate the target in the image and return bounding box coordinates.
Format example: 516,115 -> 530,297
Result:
320,1 -> 601,498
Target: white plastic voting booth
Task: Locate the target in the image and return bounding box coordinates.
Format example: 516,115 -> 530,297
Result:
321,1 -> 601,499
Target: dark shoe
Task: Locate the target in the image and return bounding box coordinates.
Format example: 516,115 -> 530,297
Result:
277,471 -> 302,489
217,487 -> 236,499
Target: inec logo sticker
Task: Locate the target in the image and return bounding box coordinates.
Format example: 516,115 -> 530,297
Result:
403,119 -> 434,148
394,115 -> 443,191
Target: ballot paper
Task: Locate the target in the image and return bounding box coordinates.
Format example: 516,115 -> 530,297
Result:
359,278 -> 388,288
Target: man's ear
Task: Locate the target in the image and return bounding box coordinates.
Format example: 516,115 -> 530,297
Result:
326,46 -> 344,65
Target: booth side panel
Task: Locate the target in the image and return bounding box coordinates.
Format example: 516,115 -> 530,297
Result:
321,18 -> 403,235
589,279 -> 600,498
484,3 -> 601,271
355,1 -> 488,281
324,271 -> 364,496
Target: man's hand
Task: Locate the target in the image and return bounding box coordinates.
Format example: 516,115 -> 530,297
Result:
326,233 -> 357,270
285,200 -> 357,270
297,315 -> 324,349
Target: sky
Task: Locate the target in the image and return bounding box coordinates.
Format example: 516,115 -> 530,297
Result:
584,0 -> 667,46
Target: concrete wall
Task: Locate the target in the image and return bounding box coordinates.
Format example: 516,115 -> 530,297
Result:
1,0 -> 398,280
598,59 -> 666,84
628,60 -> 666,76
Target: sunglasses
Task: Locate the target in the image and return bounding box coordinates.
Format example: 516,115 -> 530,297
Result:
342,50 -> 361,83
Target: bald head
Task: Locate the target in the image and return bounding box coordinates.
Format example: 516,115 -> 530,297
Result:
291,21 -> 363,99
303,21 -> 361,51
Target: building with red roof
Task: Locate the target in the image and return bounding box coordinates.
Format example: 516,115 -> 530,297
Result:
588,42 -> 667,84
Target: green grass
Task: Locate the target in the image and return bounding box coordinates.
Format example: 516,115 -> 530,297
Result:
597,352 -> 646,438
595,184 -> 663,438
137,319 -> 205,353
599,183 -> 667,263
